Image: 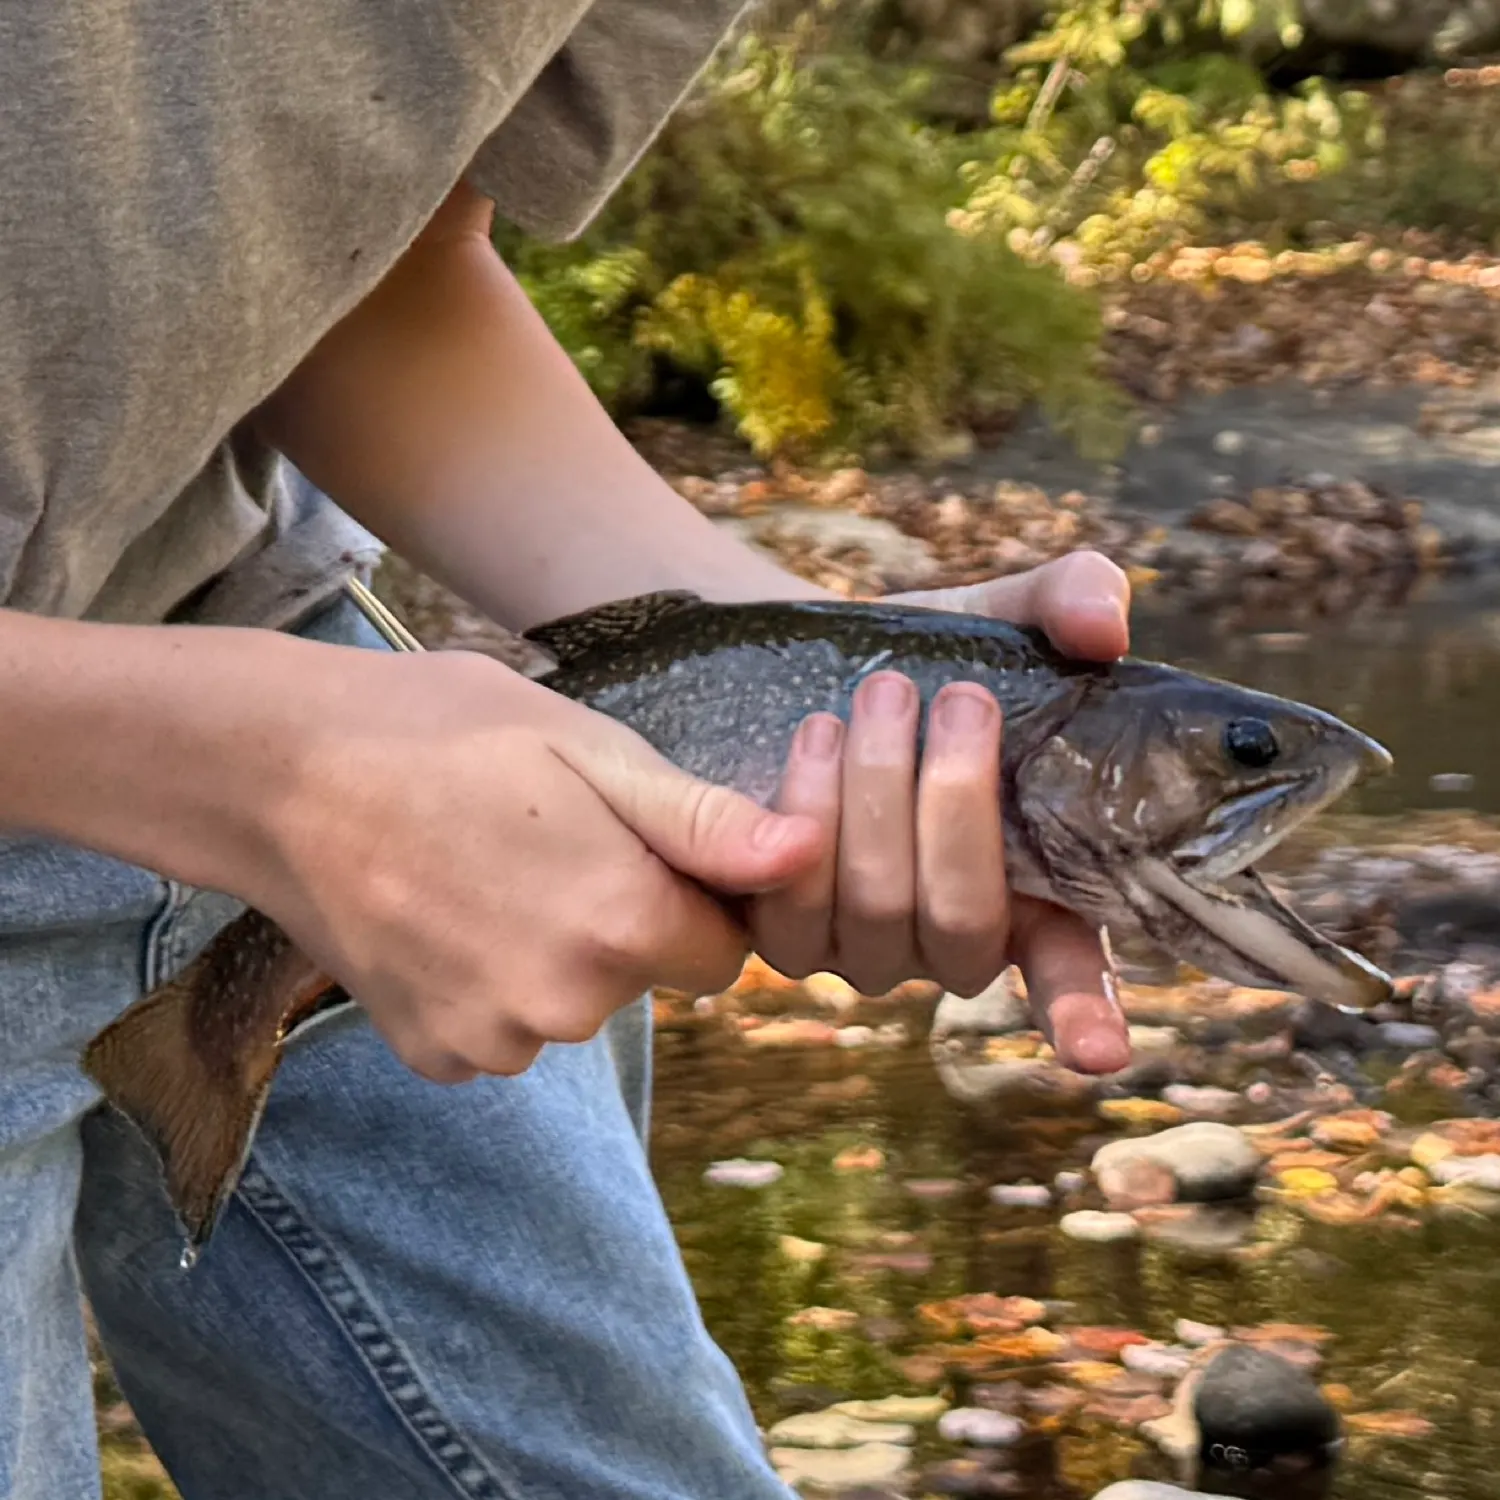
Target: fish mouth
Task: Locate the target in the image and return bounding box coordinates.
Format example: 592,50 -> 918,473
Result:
1143,739 -> 1395,1010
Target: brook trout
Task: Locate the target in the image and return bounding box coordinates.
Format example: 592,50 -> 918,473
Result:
83,588 -> 1394,1253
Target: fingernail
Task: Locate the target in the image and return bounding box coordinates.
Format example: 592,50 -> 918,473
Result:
797,714 -> 843,760
936,687 -> 994,734
860,672 -> 913,715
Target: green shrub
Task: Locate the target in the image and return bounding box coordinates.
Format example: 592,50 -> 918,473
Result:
495,24 -> 1125,462
955,0 -> 1380,270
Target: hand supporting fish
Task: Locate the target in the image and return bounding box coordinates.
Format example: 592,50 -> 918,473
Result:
82,587 -> 1394,1253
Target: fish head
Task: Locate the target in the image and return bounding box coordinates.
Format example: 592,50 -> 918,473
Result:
1015,663 -> 1395,1010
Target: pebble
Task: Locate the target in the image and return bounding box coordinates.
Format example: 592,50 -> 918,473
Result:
1094,1486 -> 1215,1499
1212,428 -> 1247,454
1096,1156 -> 1178,1210
1376,1022 -> 1443,1050
1161,1084 -> 1242,1120
1054,1170 -> 1088,1195
832,1396 -> 949,1424
1121,1342 -> 1197,1379
1060,1210 -> 1139,1243
836,1025 -> 876,1048
769,1442 -> 913,1489
988,1183 -> 1052,1208
704,1158 -> 784,1188
1430,772 -> 1476,794
766,1410 -> 917,1448
1092,1122 -> 1263,1202
936,1408 -> 1025,1447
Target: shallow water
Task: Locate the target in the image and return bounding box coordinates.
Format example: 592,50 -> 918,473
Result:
653,1021 -> 1500,1499
654,579 -> 1500,1499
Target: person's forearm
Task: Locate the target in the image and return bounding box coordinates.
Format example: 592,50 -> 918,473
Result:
0,608 -> 319,892
255,184 -> 831,633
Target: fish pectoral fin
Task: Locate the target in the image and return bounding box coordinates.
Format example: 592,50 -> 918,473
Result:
81,910 -> 338,1252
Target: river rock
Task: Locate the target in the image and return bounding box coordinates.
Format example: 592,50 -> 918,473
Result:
932,975 -> 1030,1037
769,1442 -> 914,1489
1093,1485 -> 1214,1499
767,1410 -> 917,1448
1060,1210 -> 1139,1243
704,1158 -> 784,1188
1429,1153 -> 1500,1190
936,1408 -> 1024,1447
1122,1342 -> 1197,1380
1092,1123 -> 1262,1203
832,1396 -> 949,1424
988,1182 -> 1052,1208
1161,1084 -> 1243,1121
1193,1344 -> 1341,1471
1376,1022 -> 1443,1051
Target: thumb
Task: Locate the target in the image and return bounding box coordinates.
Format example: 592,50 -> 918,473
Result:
563,726 -> 826,895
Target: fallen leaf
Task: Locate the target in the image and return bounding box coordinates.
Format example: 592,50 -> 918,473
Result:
1345,1410 -> 1436,1439
1098,1099 -> 1187,1128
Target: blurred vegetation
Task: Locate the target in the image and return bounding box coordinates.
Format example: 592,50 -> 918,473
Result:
497,0 -> 1500,463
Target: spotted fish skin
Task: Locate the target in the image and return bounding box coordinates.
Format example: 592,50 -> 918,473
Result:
527,591 -> 1096,809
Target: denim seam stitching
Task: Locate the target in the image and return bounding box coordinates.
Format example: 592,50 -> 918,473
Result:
232,1162 -> 524,1500
140,879 -> 188,992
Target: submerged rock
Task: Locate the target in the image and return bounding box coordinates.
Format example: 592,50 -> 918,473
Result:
1093,1485 -> 1214,1499
1193,1344 -> 1342,1472
769,1441 -> 914,1489
704,1158 -> 784,1188
1060,1210 -> 1140,1243
1093,1122 -> 1262,1202
766,1410 -> 917,1449
936,1408 -> 1025,1447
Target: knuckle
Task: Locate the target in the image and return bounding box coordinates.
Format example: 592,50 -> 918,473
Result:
543,1002 -> 607,1047
924,898 -> 1006,946
584,884 -> 661,974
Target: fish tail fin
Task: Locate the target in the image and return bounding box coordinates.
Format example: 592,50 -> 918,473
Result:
82,909 -> 338,1252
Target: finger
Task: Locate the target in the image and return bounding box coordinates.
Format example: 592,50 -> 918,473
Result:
1008,896 -> 1130,1074
561,721 -> 826,896
588,861 -> 756,1001
835,671 -> 919,994
751,713 -> 844,977
900,551 -> 1131,661
915,684 -> 1009,995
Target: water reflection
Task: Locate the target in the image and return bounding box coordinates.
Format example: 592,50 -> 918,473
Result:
653,1027 -> 1500,1499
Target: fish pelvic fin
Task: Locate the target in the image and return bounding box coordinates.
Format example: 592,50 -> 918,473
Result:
82,908 -> 339,1252
523,590 -> 704,668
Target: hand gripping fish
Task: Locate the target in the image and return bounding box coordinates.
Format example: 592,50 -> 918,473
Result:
82,585 -> 1395,1255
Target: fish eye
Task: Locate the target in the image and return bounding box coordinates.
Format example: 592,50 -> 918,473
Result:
1224,717 -> 1279,769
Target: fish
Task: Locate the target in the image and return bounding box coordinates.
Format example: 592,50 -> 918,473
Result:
82,587 -> 1395,1254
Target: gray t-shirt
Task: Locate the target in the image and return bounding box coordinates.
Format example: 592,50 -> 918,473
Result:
0,1 -> 746,630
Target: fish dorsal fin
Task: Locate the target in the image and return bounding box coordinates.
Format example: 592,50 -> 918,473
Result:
522,590 -> 705,667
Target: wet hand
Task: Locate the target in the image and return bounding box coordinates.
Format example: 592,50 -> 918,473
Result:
749,550 -> 1133,1075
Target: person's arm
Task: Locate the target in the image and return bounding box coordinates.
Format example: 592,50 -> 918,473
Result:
254,184 -> 826,632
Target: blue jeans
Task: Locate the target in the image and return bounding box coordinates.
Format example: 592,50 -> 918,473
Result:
1,594 -> 794,1500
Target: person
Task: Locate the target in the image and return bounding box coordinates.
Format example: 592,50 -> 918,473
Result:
0,5 -> 1136,1497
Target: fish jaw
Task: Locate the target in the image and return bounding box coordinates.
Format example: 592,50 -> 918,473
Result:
1133,858 -> 1392,1010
